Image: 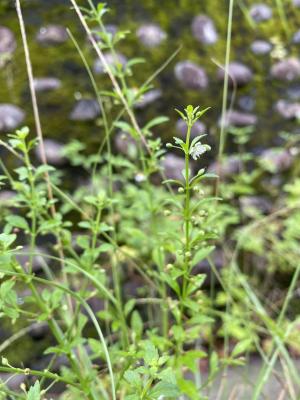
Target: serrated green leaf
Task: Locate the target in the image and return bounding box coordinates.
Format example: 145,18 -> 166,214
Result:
191,246 -> 215,268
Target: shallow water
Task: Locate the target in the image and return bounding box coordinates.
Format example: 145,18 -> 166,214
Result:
1,0 -> 300,154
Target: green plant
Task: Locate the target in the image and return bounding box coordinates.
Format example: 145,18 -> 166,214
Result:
1,1 -> 300,399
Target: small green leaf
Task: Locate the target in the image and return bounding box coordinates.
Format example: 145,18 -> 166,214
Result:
149,381 -> 180,398
144,116 -> 169,130
191,246 -> 215,268
131,310 -> 143,339
27,380 -> 41,400
232,338 -> 252,357
124,299 -> 136,317
124,370 -> 140,387
143,341 -> 159,366
5,215 -> 29,231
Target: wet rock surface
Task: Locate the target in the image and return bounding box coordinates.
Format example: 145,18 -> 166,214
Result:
250,40 -> 272,55
91,24 -> 118,43
16,245 -> 48,273
36,25 -> 68,45
292,29 -> 300,44
28,322 -> 50,340
114,131 -> 138,158
286,85 -> 300,100
259,148 -> 293,172
35,139 -> 66,166
33,77 -> 61,92
271,58 -> 300,81
93,51 -> 127,74
191,15 -> 218,45
217,62 -> 253,86
0,374 -> 25,391
136,24 -> 166,47
209,155 -> 242,178
275,99 -> 300,119
176,118 -> 206,139
220,110 -> 257,127
175,61 -> 208,90
69,99 -> 101,121
238,96 -> 255,112
161,154 -> 186,181
134,89 -> 162,108
0,104 -> 25,132
239,196 -> 272,216
249,4 -> 272,22
0,190 -> 16,203
0,26 -> 16,56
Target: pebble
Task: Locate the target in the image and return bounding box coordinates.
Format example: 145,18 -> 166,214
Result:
191,15 -> 218,45
275,99 -> 300,119
93,51 -> 127,74
208,155 -> 242,178
0,104 -> 25,132
250,4 -> 273,22
174,60 -> 208,90
250,40 -> 272,55
16,245 -> 48,273
136,24 -> 166,47
217,62 -> 253,87
33,77 -> 61,92
36,25 -> 68,45
239,196 -> 272,216
134,89 -> 162,109
271,58 -> 300,81
114,131 -> 138,158
0,26 -> 16,56
292,29 -> 300,44
161,154 -> 186,181
220,110 -> 257,127
238,96 -> 255,112
35,139 -> 66,165
259,148 -> 293,172
176,118 -> 206,139
69,99 -> 101,121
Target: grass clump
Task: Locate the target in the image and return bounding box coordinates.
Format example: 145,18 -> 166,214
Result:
0,1 -> 300,400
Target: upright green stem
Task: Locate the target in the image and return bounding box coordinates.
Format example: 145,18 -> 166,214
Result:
182,124 -> 192,300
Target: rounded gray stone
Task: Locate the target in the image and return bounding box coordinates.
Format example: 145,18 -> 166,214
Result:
220,110 -> 257,127
250,4 -> 272,22
271,58 -> 300,81
217,62 -> 253,86
176,119 -> 206,139
93,52 -> 127,74
0,104 -> 25,132
161,154 -> 186,181
175,60 -> 208,90
69,99 -> 101,121
250,40 -> 272,54
191,15 -> 218,45
134,89 -> 162,109
259,148 -> 293,172
36,25 -> 68,45
33,77 -> 61,92
136,24 -> 166,47
35,139 -> 66,166
0,26 -> 16,55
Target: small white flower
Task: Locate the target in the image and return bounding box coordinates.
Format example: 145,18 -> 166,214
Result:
190,142 -> 210,160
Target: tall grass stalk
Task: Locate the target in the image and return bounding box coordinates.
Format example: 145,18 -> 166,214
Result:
15,0 -> 73,316
217,0 -> 234,171
69,0 -> 148,151
275,0 -> 290,37
216,0 -> 234,397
